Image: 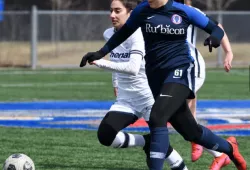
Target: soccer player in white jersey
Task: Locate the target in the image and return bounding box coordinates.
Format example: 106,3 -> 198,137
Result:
184,0 -> 234,169
91,0 -> 188,169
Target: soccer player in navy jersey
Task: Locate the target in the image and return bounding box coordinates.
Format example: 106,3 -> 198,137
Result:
80,0 -> 247,170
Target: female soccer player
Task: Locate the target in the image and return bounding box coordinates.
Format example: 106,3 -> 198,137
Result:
183,1 -> 234,169
93,0 -> 188,169
80,0 -> 246,170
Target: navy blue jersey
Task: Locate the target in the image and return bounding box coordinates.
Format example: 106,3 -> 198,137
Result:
101,0 -> 224,72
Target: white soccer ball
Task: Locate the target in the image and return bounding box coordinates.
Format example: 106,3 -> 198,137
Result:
3,153 -> 35,170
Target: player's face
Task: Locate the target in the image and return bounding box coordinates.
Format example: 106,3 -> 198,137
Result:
185,0 -> 192,5
110,0 -> 131,30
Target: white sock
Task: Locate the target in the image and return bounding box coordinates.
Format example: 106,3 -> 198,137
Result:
128,133 -> 145,147
110,132 -> 145,148
204,148 -> 223,157
111,132 -> 125,148
166,149 -> 188,170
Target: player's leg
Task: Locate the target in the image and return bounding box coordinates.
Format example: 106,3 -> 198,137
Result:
191,51 -> 231,169
189,47 -> 205,161
140,103 -> 188,170
143,132 -> 188,170
97,109 -> 144,148
189,77 -> 204,161
147,83 -> 191,170
169,102 -> 247,170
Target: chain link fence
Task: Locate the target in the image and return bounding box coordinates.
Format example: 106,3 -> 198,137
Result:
0,8 -> 250,69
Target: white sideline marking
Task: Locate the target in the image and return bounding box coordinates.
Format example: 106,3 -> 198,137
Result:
0,70 -> 106,75
0,82 -> 106,87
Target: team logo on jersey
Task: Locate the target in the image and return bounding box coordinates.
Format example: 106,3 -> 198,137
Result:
145,24 -> 185,35
110,52 -> 130,59
171,14 -> 182,25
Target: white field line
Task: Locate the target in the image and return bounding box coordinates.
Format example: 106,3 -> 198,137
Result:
0,70 -> 107,75
0,110 -> 250,118
0,82 -> 107,87
196,113 -> 250,119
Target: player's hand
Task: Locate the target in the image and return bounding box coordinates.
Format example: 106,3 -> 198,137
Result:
224,52 -> 233,72
204,36 -> 220,53
114,87 -> 118,97
80,51 -> 104,67
89,60 -> 97,65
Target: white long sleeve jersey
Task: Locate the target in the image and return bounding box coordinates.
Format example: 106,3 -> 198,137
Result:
95,27 -> 153,102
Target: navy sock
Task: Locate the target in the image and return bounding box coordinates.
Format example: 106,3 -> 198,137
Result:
197,125 -> 232,157
149,127 -> 169,170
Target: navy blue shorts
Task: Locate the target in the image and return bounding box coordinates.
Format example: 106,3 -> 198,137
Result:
146,63 -> 195,99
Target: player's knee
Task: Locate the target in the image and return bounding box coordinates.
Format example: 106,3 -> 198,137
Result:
182,125 -> 203,142
97,122 -> 117,147
148,110 -> 166,128
149,115 -> 165,128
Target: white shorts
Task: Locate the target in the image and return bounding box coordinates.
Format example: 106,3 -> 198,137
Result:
109,96 -> 154,121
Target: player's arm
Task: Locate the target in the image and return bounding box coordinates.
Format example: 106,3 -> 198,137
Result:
93,29 -> 144,76
186,7 -> 224,50
93,56 -> 142,76
217,24 -> 233,72
195,7 -> 233,72
79,4 -> 144,67
112,73 -> 118,97
198,8 -> 233,71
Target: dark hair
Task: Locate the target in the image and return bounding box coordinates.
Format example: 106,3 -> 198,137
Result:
112,0 -> 143,12
174,0 -> 184,4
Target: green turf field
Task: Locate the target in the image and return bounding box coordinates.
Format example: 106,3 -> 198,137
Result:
0,68 -> 249,169
0,68 -> 249,101
0,127 -> 250,170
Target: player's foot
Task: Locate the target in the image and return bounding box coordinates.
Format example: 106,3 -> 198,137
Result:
143,134 -> 151,168
227,136 -> 247,170
209,154 -> 231,170
191,142 -> 203,162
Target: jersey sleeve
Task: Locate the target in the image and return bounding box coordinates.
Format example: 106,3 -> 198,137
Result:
94,28 -> 144,76
125,2 -> 145,30
193,7 -> 219,25
129,28 -> 145,58
184,5 -> 224,42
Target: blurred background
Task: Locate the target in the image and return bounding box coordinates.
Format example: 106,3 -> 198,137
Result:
1,0 -> 250,68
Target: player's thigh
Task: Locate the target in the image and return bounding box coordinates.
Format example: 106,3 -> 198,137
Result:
100,103 -> 139,132
133,97 -> 155,122
146,69 -> 166,99
169,102 -> 202,141
149,83 -> 191,127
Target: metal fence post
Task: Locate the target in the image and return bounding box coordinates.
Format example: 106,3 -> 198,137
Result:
31,5 -> 38,70
217,11 -> 223,67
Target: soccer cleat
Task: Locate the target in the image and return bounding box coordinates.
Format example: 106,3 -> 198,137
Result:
227,136 -> 247,170
209,154 -> 231,170
191,142 -> 203,162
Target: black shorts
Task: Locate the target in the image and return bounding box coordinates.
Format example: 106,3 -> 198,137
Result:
146,63 -> 195,99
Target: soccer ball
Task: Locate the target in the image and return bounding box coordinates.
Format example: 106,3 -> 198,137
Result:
3,153 -> 35,170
